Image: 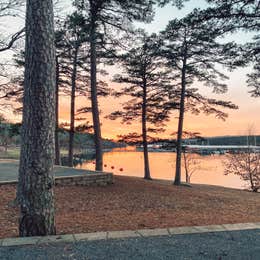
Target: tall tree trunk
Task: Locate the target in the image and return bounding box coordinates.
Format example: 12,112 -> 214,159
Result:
55,56 -> 61,165
142,79 -> 151,180
174,52 -> 187,186
90,5 -> 103,171
18,0 -> 56,237
183,151 -> 189,183
68,46 -> 79,167
4,145 -> 8,152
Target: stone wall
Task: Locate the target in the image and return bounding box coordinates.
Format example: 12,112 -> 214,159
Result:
55,173 -> 113,187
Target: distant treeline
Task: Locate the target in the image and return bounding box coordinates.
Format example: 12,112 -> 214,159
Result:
58,130 -> 125,151
0,120 -> 124,152
148,135 -> 260,147
198,136 -> 260,146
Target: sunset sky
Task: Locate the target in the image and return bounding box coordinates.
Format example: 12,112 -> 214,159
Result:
1,0 -> 260,139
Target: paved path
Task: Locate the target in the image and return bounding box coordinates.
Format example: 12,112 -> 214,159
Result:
0,229 -> 259,260
0,160 -> 97,182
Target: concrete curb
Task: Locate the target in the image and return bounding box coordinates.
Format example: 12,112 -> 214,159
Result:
0,180 -> 17,185
0,222 -> 259,247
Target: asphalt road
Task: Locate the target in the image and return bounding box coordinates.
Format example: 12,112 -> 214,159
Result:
0,229 -> 259,260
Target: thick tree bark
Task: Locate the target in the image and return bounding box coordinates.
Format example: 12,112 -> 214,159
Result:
142,79 -> 151,180
68,46 -> 79,167
55,56 -> 61,165
89,4 -> 103,171
18,0 -> 56,237
174,51 -> 187,186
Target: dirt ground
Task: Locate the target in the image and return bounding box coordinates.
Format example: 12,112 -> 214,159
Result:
0,176 -> 259,239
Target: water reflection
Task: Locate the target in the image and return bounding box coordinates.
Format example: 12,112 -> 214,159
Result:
75,148 -> 244,189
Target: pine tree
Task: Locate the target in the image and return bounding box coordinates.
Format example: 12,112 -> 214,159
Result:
18,0 -> 56,237
60,12 -> 90,167
107,31 -> 172,180
196,1 -> 259,97
162,11 -> 239,185
202,0 -> 259,32
54,27 -> 65,166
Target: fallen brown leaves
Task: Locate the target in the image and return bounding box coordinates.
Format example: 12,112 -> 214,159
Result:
0,176 -> 259,239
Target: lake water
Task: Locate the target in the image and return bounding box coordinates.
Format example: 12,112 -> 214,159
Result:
76,148 -> 245,189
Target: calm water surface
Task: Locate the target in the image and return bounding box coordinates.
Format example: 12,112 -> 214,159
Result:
76,148 -> 244,189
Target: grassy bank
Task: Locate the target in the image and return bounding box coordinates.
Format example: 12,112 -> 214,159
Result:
0,148 -> 69,160
0,148 -> 20,160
